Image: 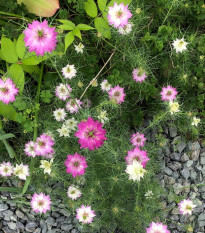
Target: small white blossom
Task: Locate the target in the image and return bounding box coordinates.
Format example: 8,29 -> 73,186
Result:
13,163 -> 29,180
40,158 -> 53,175
57,126 -> 70,137
74,43 -> 84,53
172,38 -> 188,53
125,160 -> 145,182
64,118 -> 78,131
67,185 -> 82,200
53,108 -> 67,122
118,23 -> 133,35
100,79 -> 111,92
169,101 -> 180,115
191,117 -> 200,127
62,64 -> 77,79
97,111 -> 108,123
145,190 -> 154,199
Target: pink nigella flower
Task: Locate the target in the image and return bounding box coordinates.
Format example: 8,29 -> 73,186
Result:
108,85 -> 126,104
76,205 -> 96,224
107,3 -> 132,28
75,117 -> 107,151
131,132 -> 146,147
64,153 -> 88,178
0,78 -> 19,104
23,20 -> 58,56
66,98 -> 82,114
146,222 -> 170,233
125,147 -> 149,168
55,83 -> 72,101
35,133 -> 55,156
31,193 -> 52,214
178,199 -> 196,215
24,141 -> 37,158
160,85 -> 178,101
0,162 -> 13,177
132,68 -> 147,83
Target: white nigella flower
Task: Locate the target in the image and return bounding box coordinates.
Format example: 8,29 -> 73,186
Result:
100,79 -> 111,92
125,160 -> 145,182
145,190 -> 154,199
0,162 -> 13,177
67,185 -> 82,200
97,110 -> 108,123
57,126 -> 70,137
64,118 -> 78,131
40,158 -> 53,175
74,43 -> 84,53
191,117 -> 200,127
172,38 -> 188,53
169,101 -> 180,115
53,108 -> 67,122
118,23 -> 133,35
13,163 -> 29,180
62,64 -> 77,79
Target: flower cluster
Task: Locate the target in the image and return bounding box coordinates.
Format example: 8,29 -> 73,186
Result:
57,117 -> 78,138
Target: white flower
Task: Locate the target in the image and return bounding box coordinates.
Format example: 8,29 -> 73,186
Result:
57,126 -> 70,137
125,160 -> 145,182
191,117 -> 200,127
100,79 -> 111,92
64,118 -> 78,131
53,108 -> 67,122
13,163 -> 29,180
62,64 -> 77,79
67,185 -> 82,200
145,190 -> 154,199
40,158 -> 53,175
74,43 -> 84,53
97,111 -> 108,123
118,23 -> 133,35
172,38 -> 188,53
0,162 -> 13,177
178,199 -> 196,215
169,101 -> 180,115
55,83 -> 72,101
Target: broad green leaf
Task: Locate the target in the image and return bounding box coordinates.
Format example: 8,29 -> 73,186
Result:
1,38 -> 18,63
0,102 -> 18,121
22,52 -> 48,65
84,0 -> 98,18
0,49 -> 6,61
7,64 -> 25,93
58,20 -> 75,28
2,140 -> 16,158
98,0 -> 107,12
58,25 -> 74,30
73,28 -> 82,40
16,34 -> 26,59
21,65 -> 40,75
0,133 -> 15,140
17,0 -> 59,17
94,17 -> 111,39
76,24 -> 95,30
65,32 -> 74,51
107,0 -> 132,7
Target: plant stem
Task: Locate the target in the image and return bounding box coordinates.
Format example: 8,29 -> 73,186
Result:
0,11 -> 31,21
22,63 -> 44,194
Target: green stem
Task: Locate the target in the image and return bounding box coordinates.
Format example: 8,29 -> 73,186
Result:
161,2 -> 174,26
0,11 -> 31,21
22,63 -> 44,194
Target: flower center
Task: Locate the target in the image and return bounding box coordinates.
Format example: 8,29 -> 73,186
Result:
138,69 -> 144,77
3,168 -> 8,173
74,162 -> 79,168
60,88 -> 66,93
71,100 -> 76,106
114,91 -> 120,97
67,67 -> 71,73
186,205 -> 192,210
38,200 -> 44,206
37,30 -> 45,39
83,212 -> 88,220
166,90 -> 172,96
179,41 -> 184,47
71,190 -> 76,194
38,141 -> 46,147
117,10 -> 123,18
137,138 -> 141,142
0,87 -> 9,93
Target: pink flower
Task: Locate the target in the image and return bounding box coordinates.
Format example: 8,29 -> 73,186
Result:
66,98 -> 82,114
132,68 -> 147,83
178,199 -> 196,215
160,85 -> 178,101
35,133 -> 55,156
23,20 -> 58,56
31,193 -> 52,214
24,141 -> 37,158
64,153 -> 88,178
75,117 -> 107,151
76,205 -> 96,224
146,222 -> 170,233
0,162 -> 13,177
108,85 -> 126,104
130,132 -> 146,147
0,78 -> 19,104
125,147 -> 149,168
107,3 -> 132,28
55,83 -> 72,101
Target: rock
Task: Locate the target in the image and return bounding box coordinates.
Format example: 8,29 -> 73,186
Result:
176,141 -> 186,153
173,183 -> 183,194
59,209 -> 71,217
35,228 -> 41,233
163,167 -> 172,176
191,150 -> 200,161
15,210 -> 24,219
202,166 -> 205,176
164,175 -> 175,185
181,153 -> 189,162
46,217 -> 54,227
10,216 -> 17,222
188,141 -> 201,151
198,212 -> 205,221
16,221 -> 24,230
3,210 -> 13,218
170,152 -> 181,161
180,168 -> 190,179
26,222 -> 37,229
200,157 -> 205,165
0,204 -> 8,212
7,222 -> 16,231
2,227 -> 16,233
169,126 -> 177,137
71,229 -> 80,233
190,170 -> 197,180
185,160 -> 193,168
171,208 -> 179,215
40,221 -> 47,233
61,224 -> 73,231
172,171 -> 179,179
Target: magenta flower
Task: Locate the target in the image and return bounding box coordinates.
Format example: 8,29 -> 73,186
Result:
108,85 -> 126,104
146,222 -> 170,233
64,153 -> 88,178
75,117 -> 107,151
35,133 -> 55,156
125,147 -> 149,168
178,199 -> 196,215
0,78 -> 19,104
107,3 -> 132,28
130,132 -> 146,148
160,85 -> 178,101
66,98 -> 82,114
23,20 -> 58,56
55,83 -> 72,101
76,205 -> 96,224
24,141 -> 37,158
0,162 -> 13,177
31,193 -> 52,214
132,68 -> 147,83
